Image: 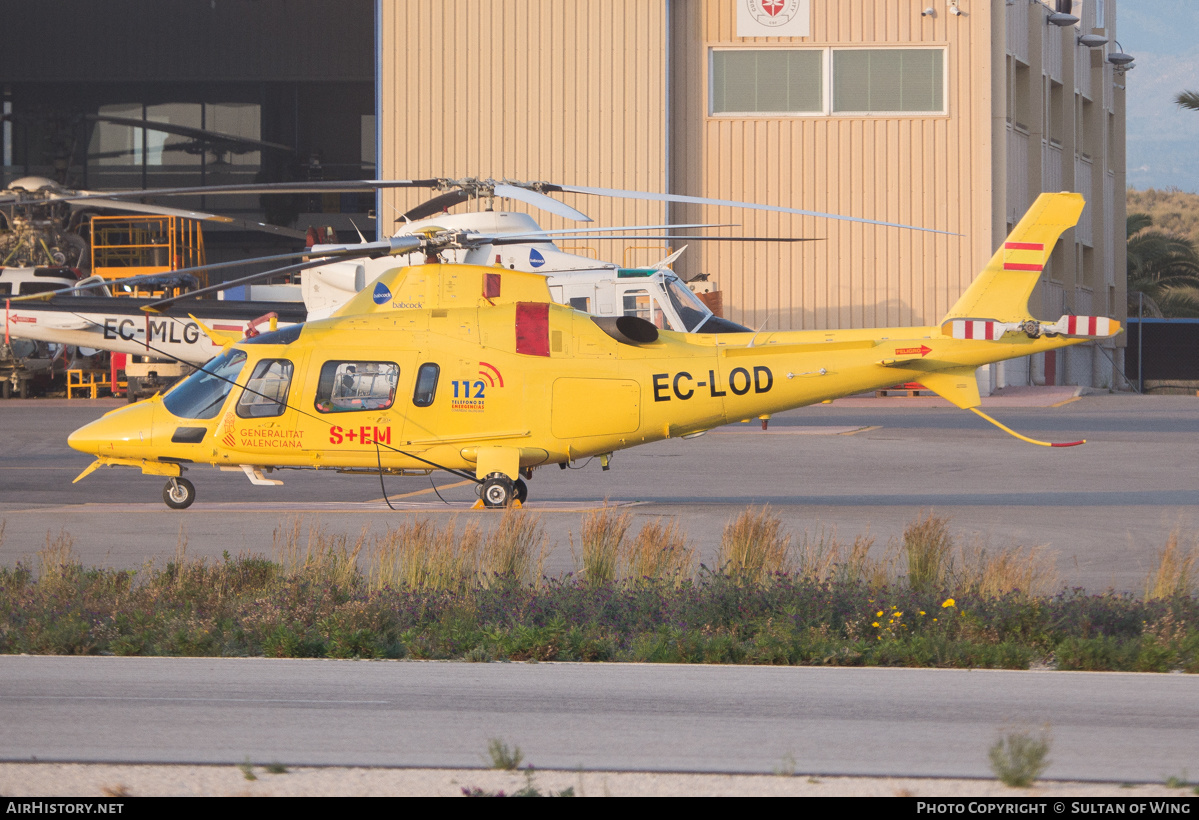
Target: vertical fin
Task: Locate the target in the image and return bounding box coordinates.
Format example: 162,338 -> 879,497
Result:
943,192 -> 1084,324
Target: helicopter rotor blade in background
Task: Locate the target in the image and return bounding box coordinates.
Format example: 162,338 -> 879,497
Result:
398,189 -> 472,222
35,179 -> 440,205
488,234 -> 821,245
145,236 -> 424,311
60,197 -> 305,239
492,184 -> 592,222
486,223 -> 736,239
82,114 -> 297,155
550,184 -> 959,236
3,243 -> 415,304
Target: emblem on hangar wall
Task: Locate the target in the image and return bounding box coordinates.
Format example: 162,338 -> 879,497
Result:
737,0 -> 809,36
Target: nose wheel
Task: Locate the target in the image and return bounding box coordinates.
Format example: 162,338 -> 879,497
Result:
163,477 -> 196,510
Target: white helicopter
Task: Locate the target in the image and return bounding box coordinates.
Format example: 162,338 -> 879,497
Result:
51,176 -> 946,328
4,177 -> 950,396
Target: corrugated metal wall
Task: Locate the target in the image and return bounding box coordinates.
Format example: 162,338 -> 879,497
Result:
376,0 -> 1018,332
669,0 -> 994,331
378,0 -> 668,264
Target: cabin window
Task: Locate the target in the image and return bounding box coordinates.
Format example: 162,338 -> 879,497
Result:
236,359 -> 294,418
412,363 -> 440,407
163,349 -> 247,420
15,282 -> 62,296
314,361 -> 398,413
622,289 -> 664,328
662,274 -> 713,332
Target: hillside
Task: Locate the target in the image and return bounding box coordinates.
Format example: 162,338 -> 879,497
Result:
1127,188 -> 1199,243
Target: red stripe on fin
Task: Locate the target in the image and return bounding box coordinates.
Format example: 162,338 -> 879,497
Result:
1005,242 -> 1045,251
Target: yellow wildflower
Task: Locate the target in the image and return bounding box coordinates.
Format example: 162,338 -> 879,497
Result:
942,598 -> 955,608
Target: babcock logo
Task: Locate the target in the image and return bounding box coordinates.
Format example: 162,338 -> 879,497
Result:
372,282 -> 392,305
529,248 -> 546,268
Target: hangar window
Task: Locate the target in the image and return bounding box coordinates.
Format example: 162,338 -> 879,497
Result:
314,361 -> 398,413
710,48 -> 945,116
711,50 -> 823,114
236,359 -> 294,418
832,49 -> 944,113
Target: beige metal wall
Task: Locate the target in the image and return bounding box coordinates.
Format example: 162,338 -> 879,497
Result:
669,0 -> 996,332
378,0 -> 669,265
378,1 -> 1124,338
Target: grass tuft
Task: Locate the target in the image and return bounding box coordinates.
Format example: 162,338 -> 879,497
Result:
959,543 -> 1059,599
1145,531 -> 1199,601
719,506 -> 792,583
272,517 -> 365,589
903,512 -> 954,591
576,507 -> 631,586
989,726 -> 1051,787
369,517 -> 482,592
486,738 -> 524,770
481,508 -> 547,587
623,518 -> 696,584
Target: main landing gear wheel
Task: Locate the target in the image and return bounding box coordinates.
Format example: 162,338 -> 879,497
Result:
514,478 -> 528,504
163,477 -> 196,510
480,474 -> 516,508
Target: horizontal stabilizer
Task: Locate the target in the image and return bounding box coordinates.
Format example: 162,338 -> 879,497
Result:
1043,315 -> 1119,337
942,315 -> 1120,341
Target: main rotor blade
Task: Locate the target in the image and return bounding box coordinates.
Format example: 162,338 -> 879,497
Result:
553,185 -> 959,235
491,223 -> 735,239
45,179 -> 439,203
3,246 -> 399,304
488,234 -> 821,245
143,243 -> 420,312
493,183 -> 591,222
84,114 -> 296,154
399,189 -> 472,222
55,197 -> 307,239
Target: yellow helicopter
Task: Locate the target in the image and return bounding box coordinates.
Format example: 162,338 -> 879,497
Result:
68,192 -> 1119,509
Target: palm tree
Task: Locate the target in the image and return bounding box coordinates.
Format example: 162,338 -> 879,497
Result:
1127,213 -> 1199,318
1177,91 -> 1199,111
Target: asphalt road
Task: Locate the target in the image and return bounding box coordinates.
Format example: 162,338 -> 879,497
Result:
1,392 -> 1195,592
1,656 -> 1196,781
